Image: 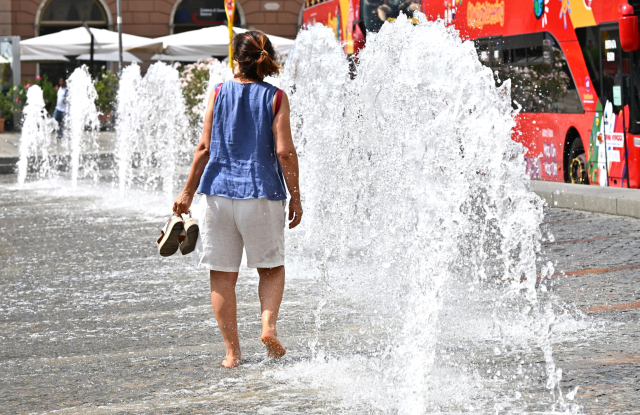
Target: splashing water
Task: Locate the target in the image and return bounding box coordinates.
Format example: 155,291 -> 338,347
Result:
17,85 -> 57,185
65,65 -> 100,188
115,62 -> 189,199
276,17 -> 573,412
115,63 -> 143,195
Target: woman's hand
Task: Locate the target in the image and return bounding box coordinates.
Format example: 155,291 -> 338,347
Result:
173,190 -> 194,215
288,197 -> 303,229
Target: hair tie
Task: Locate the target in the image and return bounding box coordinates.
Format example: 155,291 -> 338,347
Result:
260,49 -> 268,57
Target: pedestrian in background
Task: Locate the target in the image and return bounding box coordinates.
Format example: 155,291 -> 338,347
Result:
53,78 -> 67,138
172,31 -> 302,368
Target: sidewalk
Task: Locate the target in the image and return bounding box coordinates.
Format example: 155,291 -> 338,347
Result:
0,132 -> 20,173
0,131 -> 116,174
531,180 -> 640,219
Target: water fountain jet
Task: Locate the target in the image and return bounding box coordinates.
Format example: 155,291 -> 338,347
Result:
114,62 -> 190,200
115,63 -> 142,196
275,17 -> 571,412
17,85 -> 57,185
65,65 -> 100,188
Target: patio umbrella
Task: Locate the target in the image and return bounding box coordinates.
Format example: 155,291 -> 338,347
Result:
20,27 -> 152,57
20,54 -> 70,63
151,54 -> 213,62
76,51 -> 142,63
128,26 -> 295,58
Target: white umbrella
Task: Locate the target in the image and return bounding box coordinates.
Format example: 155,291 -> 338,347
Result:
128,26 -> 295,57
77,51 -> 142,63
20,27 -> 152,56
151,54 -> 212,62
20,54 -> 70,62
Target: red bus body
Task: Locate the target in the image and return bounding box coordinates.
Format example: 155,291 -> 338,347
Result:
303,0 -> 640,188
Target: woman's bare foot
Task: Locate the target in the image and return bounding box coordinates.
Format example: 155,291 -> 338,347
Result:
222,352 -> 241,368
261,331 -> 286,358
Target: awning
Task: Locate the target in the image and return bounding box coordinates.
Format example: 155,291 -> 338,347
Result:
151,54 -> 211,62
128,26 -> 295,58
20,27 -> 152,57
20,54 -> 70,63
76,51 -> 142,63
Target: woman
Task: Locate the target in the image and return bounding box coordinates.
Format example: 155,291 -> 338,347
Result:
172,31 -> 302,368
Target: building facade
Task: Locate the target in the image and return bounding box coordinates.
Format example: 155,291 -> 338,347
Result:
0,0 -> 304,81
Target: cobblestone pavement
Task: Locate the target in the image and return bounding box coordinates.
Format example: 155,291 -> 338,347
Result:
538,209 -> 640,414
0,176 -> 638,414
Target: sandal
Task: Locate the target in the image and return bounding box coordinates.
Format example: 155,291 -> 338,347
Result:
157,213 -> 185,257
179,210 -> 199,255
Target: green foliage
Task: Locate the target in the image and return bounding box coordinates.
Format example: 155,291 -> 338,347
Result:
1,84 -> 26,123
38,75 -> 58,114
0,68 -> 118,128
0,75 -> 57,122
0,88 -> 7,117
0,89 -> 10,119
93,67 -> 119,114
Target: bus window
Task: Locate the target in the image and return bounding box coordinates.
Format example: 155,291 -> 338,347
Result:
527,46 -> 544,65
362,0 -> 421,33
512,48 -> 527,66
476,32 -> 583,114
474,37 -> 502,80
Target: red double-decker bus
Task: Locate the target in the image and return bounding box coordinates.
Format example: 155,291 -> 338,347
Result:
302,0 -> 640,188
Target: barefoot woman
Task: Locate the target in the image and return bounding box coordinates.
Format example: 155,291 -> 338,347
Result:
172,31 -> 302,368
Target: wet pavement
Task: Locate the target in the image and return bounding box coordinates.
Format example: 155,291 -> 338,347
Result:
0,175 -> 639,414
0,132 -> 116,159
539,209 -> 640,414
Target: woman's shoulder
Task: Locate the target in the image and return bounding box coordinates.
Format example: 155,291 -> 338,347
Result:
222,80 -> 278,95
257,81 -> 279,96
259,79 -> 278,88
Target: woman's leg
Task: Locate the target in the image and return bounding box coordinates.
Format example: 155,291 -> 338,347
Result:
257,266 -> 286,358
210,270 -> 241,367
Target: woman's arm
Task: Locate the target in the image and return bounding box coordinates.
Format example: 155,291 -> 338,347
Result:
273,91 -> 302,229
172,87 -> 216,215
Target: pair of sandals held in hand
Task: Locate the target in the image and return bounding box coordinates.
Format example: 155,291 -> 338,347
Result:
157,211 -> 199,257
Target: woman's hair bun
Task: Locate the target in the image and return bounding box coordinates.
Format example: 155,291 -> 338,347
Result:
232,31 -> 282,80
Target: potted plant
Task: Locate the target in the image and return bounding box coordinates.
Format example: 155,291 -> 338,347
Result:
0,91 -> 6,132
94,67 -> 118,129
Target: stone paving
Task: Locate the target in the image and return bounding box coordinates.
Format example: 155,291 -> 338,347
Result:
0,132 -> 117,159
0,132 -> 118,174
539,209 -> 640,414
0,175 -> 639,414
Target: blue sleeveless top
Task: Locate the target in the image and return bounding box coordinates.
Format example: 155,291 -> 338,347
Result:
197,80 -> 287,200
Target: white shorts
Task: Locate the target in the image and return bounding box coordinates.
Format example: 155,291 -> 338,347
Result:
197,195 -> 286,272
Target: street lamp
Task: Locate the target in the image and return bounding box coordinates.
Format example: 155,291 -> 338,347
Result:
117,0 -> 123,74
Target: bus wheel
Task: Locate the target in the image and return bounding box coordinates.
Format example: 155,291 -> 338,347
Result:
567,137 -> 588,184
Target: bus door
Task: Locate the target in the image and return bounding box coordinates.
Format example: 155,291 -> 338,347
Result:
583,25 -> 638,187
